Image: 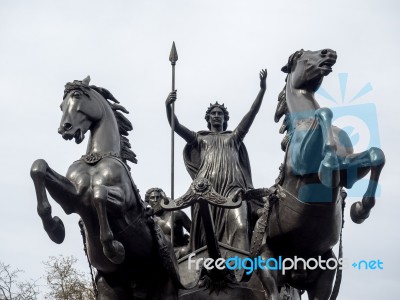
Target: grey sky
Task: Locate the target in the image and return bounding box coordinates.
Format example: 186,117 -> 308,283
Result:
0,0 -> 399,298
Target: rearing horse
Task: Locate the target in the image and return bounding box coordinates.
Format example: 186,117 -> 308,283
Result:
252,49 -> 385,300
30,77 -> 180,299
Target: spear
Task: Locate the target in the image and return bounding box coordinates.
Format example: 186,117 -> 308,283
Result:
169,41 -> 178,245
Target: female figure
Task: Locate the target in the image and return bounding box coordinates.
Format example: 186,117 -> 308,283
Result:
165,69 -> 267,252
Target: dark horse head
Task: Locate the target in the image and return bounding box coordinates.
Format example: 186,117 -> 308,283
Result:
58,76 -> 137,165
281,49 -> 337,92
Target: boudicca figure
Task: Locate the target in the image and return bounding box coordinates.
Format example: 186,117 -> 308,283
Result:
165,69 -> 267,252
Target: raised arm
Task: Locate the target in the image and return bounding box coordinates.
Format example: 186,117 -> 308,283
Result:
165,90 -> 196,143
235,69 -> 267,139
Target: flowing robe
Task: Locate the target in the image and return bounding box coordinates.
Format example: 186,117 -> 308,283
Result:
183,130 -> 253,251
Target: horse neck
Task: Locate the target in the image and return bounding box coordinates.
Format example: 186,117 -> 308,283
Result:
285,75 -> 321,127
86,99 -> 120,155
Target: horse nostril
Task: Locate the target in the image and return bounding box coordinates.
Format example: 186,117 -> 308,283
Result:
321,49 -> 328,55
63,123 -> 72,131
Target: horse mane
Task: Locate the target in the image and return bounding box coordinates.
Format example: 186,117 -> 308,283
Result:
275,50 -> 304,152
89,85 -> 138,166
64,78 -> 137,166
275,84 -> 292,152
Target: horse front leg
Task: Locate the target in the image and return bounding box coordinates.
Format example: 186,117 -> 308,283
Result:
257,245 -> 280,300
258,270 -> 279,300
92,185 -> 125,264
345,147 -> 385,224
30,159 -> 79,244
306,251 -> 337,300
315,108 -> 340,188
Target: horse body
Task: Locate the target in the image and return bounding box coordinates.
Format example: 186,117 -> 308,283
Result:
266,190 -> 342,257
67,157 -> 155,271
266,49 -> 345,257
31,77 -> 179,299
254,49 -> 385,300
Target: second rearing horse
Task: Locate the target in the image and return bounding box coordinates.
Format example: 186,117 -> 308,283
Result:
252,49 -> 385,300
30,77 -> 180,299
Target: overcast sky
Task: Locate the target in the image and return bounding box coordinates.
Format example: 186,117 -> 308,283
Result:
0,0 -> 399,299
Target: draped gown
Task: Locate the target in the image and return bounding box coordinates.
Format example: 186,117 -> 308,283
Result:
183,128 -> 253,251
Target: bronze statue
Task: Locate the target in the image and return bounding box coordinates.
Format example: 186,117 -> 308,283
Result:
251,49 -> 385,300
145,188 -> 191,258
30,77 -> 181,299
29,46 -> 385,300
165,69 -> 267,253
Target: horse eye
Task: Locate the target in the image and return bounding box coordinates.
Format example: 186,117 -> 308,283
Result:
73,91 -> 81,97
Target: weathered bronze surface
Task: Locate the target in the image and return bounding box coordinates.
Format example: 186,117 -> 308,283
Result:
251,49 -> 385,300
145,188 -> 191,258
30,48 -> 385,300
31,77 -> 181,299
165,70 -> 267,253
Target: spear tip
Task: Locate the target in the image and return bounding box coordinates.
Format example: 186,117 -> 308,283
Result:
169,41 -> 178,65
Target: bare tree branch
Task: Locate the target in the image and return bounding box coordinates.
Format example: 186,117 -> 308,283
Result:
0,262 -> 39,300
43,256 -> 95,300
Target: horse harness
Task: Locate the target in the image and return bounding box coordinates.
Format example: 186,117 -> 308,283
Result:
78,153 -> 181,293
246,134 -> 346,300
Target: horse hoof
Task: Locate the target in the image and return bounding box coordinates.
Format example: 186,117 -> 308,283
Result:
350,202 -> 369,224
104,240 -> 125,264
44,216 -> 65,244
